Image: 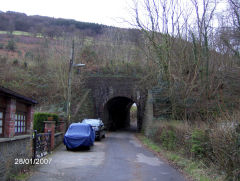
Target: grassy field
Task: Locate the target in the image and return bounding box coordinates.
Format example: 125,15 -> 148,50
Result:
0,30 -> 32,36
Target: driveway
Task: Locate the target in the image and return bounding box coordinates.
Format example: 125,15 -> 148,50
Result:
28,131 -> 185,181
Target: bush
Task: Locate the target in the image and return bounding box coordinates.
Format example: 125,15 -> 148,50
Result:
12,59 -> 19,65
33,112 -> 59,133
6,39 -> 17,51
145,118 -> 240,180
0,56 -> 7,64
190,129 -> 207,158
145,124 -> 158,139
0,43 -> 4,49
160,129 -> 176,150
209,125 -> 240,180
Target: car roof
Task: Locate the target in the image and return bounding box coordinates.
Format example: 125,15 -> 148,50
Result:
82,119 -> 102,124
70,122 -> 91,127
83,119 -> 102,121
68,123 -> 92,132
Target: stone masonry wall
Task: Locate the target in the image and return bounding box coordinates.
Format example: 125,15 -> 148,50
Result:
142,90 -> 154,136
86,76 -> 139,118
0,136 -> 32,180
54,132 -> 64,148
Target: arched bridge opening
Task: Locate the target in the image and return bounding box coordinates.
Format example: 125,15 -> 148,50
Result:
86,76 -> 146,132
103,96 -> 138,131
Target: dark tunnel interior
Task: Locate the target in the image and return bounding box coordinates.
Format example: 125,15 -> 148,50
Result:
103,97 -> 135,131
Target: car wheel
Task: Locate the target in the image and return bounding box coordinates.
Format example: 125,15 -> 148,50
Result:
66,146 -> 70,151
102,134 -> 105,138
98,135 -> 101,141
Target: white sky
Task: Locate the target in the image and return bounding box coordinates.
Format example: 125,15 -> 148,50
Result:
1,0 -> 133,28
1,0 -> 228,29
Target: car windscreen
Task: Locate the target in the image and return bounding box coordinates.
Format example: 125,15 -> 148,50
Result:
82,119 -> 100,126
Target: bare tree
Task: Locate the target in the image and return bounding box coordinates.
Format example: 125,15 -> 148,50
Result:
218,0 -> 240,57
132,0 -> 198,118
133,0 -> 189,84
131,0 -> 229,120
190,0 -> 217,99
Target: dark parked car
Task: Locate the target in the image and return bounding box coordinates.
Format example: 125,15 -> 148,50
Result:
64,123 -> 95,150
82,119 -> 105,141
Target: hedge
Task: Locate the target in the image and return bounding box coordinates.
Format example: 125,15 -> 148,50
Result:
33,112 -> 59,133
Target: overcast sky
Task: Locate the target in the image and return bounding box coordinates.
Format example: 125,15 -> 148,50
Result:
1,0 -> 228,30
1,0 -> 133,28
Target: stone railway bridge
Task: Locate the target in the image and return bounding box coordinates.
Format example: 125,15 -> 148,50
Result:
85,76 -> 170,131
86,76 -> 146,131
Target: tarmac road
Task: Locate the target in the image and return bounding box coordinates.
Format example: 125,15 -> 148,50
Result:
28,131 -> 186,181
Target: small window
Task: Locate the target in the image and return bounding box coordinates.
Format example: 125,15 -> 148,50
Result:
15,112 -> 27,135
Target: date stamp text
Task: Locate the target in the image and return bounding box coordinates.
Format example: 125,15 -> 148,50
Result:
14,158 -> 52,165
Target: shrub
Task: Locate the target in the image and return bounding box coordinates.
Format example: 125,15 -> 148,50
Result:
209,125 -> 240,180
23,62 -> 28,68
0,43 -> 4,49
33,112 -> 59,133
145,124 -> 158,139
0,56 -> 7,64
190,129 -> 207,158
160,129 -> 176,150
6,39 -> 17,51
12,59 -> 19,65
146,117 -> 240,180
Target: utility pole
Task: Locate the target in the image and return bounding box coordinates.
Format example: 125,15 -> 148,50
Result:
66,40 -> 85,127
66,40 -> 74,126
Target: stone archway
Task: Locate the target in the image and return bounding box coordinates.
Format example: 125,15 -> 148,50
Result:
86,76 -> 146,132
103,96 -> 137,130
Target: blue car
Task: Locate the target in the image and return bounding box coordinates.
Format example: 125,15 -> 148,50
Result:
64,123 -> 95,150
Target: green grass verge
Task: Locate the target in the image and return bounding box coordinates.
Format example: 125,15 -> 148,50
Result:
0,31 -> 32,36
136,134 -> 224,181
0,31 -> 45,38
9,165 -> 35,181
12,31 -> 32,36
0,30 -> 8,34
10,172 -> 30,181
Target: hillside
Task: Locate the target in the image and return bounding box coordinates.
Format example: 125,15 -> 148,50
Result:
0,12 -> 147,115
0,11 -> 106,37
0,10 -> 239,121
0,11 -> 142,42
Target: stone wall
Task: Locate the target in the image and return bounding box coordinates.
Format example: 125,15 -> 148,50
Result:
86,76 -> 147,131
86,76 -> 139,119
142,87 -> 173,136
0,135 -> 32,180
84,76 -> 172,132
54,132 -> 64,148
142,90 -> 154,136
